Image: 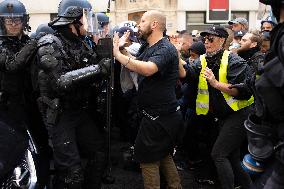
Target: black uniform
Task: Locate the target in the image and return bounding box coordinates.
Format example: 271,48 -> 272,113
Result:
0,35 -> 30,179
134,38 -> 184,163
0,34 -> 51,189
36,28 -> 106,188
249,22 -> 284,189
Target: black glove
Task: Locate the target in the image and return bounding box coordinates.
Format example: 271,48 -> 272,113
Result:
5,39 -> 38,71
98,58 -> 111,76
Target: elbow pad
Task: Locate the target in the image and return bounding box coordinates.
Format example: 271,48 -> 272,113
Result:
56,64 -> 102,90
56,58 -> 111,90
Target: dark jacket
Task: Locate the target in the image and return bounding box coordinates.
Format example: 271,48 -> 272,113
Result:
36,29 -> 101,109
186,50 -> 252,118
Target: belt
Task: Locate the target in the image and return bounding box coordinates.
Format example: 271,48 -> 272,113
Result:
141,106 -> 180,121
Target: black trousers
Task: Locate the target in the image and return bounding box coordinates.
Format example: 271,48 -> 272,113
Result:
0,106 -> 28,180
211,107 -> 252,189
47,108 -> 106,188
26,99 -> 51,188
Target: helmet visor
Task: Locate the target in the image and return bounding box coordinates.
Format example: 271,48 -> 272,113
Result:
82,9 -> 99,35
0,14 -> 24,36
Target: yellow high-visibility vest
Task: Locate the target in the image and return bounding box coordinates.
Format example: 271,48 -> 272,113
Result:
196,50 -> 254,115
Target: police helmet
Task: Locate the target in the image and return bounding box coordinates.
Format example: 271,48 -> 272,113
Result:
58,0 -> 92,17
0,0 -> 30,36
97,12 -> 109,28
29,32 -> 36,39
261,16 -> 277,26
36,23 -> 55,36
50,0 -> 92,27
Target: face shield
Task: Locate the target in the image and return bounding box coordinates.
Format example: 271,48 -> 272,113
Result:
0,13 -> 25,36
82,8 -> 99,36
98,20 -> 111,38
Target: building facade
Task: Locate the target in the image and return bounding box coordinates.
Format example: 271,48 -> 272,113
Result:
111,0 -> 260,34
2,0 -> 261,33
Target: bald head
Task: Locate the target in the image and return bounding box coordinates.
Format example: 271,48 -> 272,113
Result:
144,10 -> 166,32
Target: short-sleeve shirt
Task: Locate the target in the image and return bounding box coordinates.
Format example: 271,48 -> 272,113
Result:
136,38 -> 179,112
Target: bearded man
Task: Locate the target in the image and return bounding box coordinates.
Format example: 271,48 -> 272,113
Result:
113,10 -> 184,189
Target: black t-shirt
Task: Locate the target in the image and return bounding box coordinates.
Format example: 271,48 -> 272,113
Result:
136,38 -> 179,112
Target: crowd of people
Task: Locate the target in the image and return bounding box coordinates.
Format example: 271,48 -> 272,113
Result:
0,0 -> 284,189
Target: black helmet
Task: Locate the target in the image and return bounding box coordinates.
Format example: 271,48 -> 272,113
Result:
50,0 -> 92,27
96,12 -> 109,28
260,0 -> 284,22
58,0 -> 92,17
0,0 -> 30,35
51,6 -> 84,27
36,23 -> 55,36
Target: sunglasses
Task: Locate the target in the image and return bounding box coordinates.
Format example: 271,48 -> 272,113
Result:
4,17 -> 22,25
202,36 -> 215,43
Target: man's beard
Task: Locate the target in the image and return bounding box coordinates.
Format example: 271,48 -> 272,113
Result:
237,45 -> 249,53
138,26 -> 152,41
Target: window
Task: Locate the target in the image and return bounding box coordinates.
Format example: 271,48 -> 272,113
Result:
186,11 -> 249,33
186,12 -> 212,32
231,12 -> 249,21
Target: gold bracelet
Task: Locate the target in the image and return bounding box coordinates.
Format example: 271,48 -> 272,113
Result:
124,57 -> 131,67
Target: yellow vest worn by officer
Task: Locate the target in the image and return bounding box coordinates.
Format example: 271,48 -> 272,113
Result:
196,50 -> 254,115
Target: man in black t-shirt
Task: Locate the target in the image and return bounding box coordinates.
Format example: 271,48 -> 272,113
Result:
113,10 -> 184,189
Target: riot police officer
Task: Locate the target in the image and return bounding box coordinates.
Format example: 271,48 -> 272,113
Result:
97,12 -> 110,38
0,0 -> 48,185
35,23 -> 55,37
244,0 -> 284,188
36,0 -> 109,188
